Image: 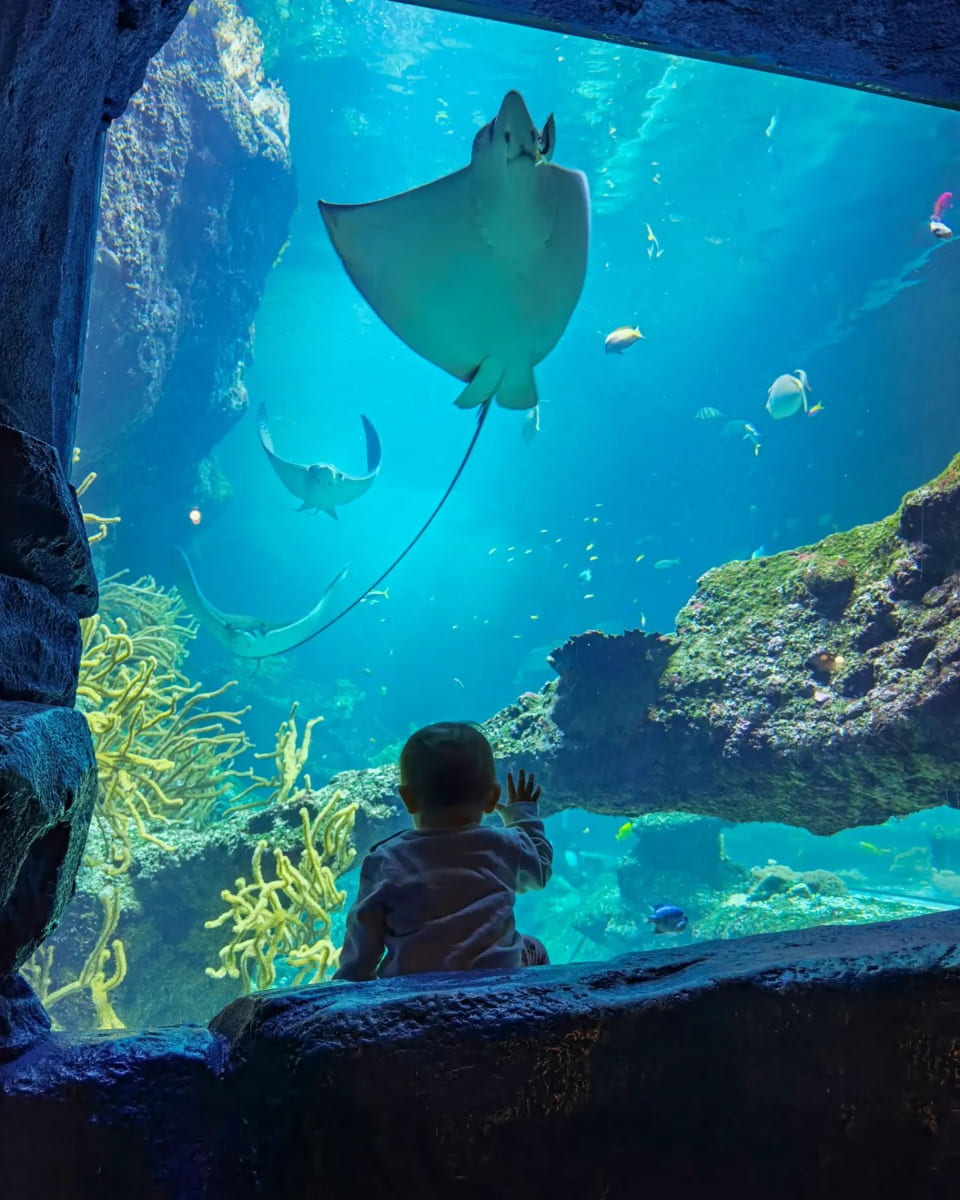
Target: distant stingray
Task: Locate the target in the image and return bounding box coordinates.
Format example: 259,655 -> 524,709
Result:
258,406 -> 381,518
318,90 -> 589,412
173,547 -> 347,659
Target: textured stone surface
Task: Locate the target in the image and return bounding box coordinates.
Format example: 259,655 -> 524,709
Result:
3,914 -> 960,1197
77,0 -> 295,556
0,575 -> 80,707
478,454 -> 960,835
0,704 -> 98,977
0,0 -> 192,466
0,424 -> 97,617
400,0 -> 960,110
0,973 -> 51,1064
0,1023 -> 226,1197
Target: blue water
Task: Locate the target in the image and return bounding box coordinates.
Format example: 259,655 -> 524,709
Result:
146,0 -> 960,769
66,0 -> 960,1008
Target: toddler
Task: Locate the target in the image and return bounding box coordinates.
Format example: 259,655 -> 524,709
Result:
334,722 -> 552,980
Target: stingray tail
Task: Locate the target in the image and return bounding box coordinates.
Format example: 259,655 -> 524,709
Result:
313,400 -> 493,636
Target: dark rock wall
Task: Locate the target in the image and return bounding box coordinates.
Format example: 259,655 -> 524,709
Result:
0,1 -> 191,978
3,912 -> 960,1198
76,0 -> 296,557
397,0 -> 960,111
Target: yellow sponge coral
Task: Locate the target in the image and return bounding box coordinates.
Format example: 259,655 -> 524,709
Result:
205,793 -> 357,992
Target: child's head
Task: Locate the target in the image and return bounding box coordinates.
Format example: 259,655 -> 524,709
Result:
398,722 -> 500,827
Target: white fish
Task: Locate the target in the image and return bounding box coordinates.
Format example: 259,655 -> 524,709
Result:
318,91 -> 590,412
765,369 -> 812,420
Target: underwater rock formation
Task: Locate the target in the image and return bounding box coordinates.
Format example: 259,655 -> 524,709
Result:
513,454 -> 960,835
3,911 -> 960,1197
0,0 -> 192,464
77,0 -> 295,552
43,767 -> 405,1029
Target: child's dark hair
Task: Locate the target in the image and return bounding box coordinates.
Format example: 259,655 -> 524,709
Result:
399,722 -> 495,808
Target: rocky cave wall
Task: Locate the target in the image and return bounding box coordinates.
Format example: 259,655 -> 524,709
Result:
0,0 -> 191,982
397,0 -> 960,111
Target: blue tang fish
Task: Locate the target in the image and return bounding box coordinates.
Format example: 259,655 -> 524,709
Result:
648,905 -> 689,934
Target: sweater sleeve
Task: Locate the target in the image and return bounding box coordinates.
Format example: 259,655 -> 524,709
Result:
333,852 -> 389,982
501,801 -> 553,892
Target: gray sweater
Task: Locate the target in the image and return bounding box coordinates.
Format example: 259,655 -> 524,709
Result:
334,801 -> 553,980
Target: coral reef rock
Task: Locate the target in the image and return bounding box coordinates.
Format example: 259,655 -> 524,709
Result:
44,769 -> 406,1030
3,913 -> 960,1197
0,705 -> 98,977
504,454 -> 960,834
77,0 -> 296,553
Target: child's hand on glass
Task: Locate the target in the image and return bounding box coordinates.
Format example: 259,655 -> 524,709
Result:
506,768 -> 541,806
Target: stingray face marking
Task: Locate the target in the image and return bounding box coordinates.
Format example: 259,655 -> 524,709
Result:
474,90 -> 540,169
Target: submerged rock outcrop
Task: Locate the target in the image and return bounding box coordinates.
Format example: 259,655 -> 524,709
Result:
76,0 -> 295,552
523,454 -> 960,834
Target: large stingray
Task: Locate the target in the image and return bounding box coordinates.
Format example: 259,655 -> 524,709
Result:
173,548 -> 348,659
318,90 -> 589,411
258,406 -> 381,518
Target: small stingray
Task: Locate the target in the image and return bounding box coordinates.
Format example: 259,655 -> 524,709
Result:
318,90 -> 589,412
173,547 -> 348,659
258,406 -> 381,518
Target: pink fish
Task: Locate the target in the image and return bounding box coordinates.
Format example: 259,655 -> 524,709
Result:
932,192 -> 953,219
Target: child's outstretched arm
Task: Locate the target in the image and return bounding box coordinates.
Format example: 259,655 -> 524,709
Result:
333,854 -> 388,981
502,769 -> 553,891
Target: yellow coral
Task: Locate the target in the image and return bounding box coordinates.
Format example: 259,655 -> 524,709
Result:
79,578 -> 262,872
226,699 -> 322,816
205,793 -> 357,992
74,454 -> 121,545
22,888 -> 127,1030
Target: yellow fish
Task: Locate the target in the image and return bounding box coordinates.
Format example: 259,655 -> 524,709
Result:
858,841 -> 892,856
604,326 -> 644,354
615,821 -> 634,842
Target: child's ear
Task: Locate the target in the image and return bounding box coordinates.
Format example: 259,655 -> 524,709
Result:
483,782 -> 502,813
398,783 -> 419,814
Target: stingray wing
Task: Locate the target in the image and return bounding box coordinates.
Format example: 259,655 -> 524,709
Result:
318,162 -> 589,389
251,566 -> 349,657
360,414 -> 382,474
172,548 -> 260,645
257,405 -> 314,503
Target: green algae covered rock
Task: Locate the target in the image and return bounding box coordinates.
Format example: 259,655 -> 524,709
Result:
511,454 -> 960,834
